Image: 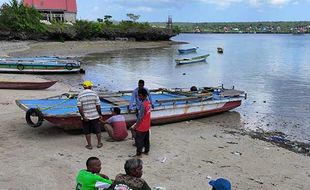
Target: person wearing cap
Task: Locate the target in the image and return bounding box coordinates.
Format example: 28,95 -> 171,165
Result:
77,81 -> 103,149
209,178 -> 231,190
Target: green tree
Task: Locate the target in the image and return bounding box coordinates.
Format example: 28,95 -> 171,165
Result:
104,15 -> 113,26
0,0 -> 45,32
126,13 -> 140,22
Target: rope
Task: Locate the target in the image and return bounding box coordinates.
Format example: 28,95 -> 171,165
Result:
37,98 -> 72,111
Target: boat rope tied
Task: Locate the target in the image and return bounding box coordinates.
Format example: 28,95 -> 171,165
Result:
36,96 -> 73,111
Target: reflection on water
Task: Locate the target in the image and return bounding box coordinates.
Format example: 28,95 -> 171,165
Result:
49,34 -> 310,143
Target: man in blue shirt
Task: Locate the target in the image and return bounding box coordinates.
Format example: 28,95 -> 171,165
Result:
129,79 -> 154,112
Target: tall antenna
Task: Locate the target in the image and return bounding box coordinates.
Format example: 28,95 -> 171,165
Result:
167,15 -> 173,30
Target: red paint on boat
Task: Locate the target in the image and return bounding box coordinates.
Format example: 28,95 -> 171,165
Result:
0,81 -> 57,90
43,100 -> 242,130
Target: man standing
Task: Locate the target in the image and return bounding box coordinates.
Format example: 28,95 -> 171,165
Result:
77,81 -> 103,149
132,88 -> 151,158
129,79 -> 154,112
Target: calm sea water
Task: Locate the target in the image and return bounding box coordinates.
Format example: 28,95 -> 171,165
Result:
51,34 -> 310,143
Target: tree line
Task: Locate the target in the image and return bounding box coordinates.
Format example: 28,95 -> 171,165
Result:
152,21 -> 310,34
0,0 -> 176,41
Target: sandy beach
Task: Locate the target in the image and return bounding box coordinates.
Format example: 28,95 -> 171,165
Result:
0,40 -> 309,190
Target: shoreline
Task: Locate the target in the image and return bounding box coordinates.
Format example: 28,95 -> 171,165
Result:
5,40 -> 184,58
0,40 -> 309,190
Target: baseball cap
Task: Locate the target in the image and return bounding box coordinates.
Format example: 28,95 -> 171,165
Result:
82,80 -> 93,88
209,178 -> 231,190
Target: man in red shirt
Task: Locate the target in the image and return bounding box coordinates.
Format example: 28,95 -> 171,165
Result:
102,107 -> 128,141
132,88 -> 151,158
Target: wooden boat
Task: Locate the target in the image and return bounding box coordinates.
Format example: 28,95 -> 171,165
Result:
178,47 -> 198,54
217,47 -> 224,53
15,86 -> 246,129
0,57 -> 81,73
175,54 -> 210,65
0,80 -> 57,90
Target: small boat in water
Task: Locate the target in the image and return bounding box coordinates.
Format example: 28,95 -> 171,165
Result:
175,54 -> 210,65
15,86 -> 246,129
0,57 -> 81,73
178,47 -> 199,54
0,80 -> 57,90
217,47 -> 224,53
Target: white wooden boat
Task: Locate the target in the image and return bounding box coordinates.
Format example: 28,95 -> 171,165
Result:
175,54 -> 210,65
0,57 -> 81,73
16,86 -> 246,129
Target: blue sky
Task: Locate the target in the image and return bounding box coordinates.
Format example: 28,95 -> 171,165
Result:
1,0 -> 309,22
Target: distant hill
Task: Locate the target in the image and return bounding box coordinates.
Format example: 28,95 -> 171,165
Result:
151,21 -> 310,34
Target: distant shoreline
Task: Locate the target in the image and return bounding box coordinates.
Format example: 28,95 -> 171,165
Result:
179,32 -> 309,34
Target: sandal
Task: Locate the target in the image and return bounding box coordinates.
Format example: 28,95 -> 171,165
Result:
97,143 -> 103,148
85,145 -> 93,150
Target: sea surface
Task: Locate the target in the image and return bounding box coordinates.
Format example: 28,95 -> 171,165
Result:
52,34 -> 310,143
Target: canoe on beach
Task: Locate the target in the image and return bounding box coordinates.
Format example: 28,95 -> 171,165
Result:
175,54 -> 210,65
15,86 -> 246,129
0,80 -> 57,90
0,57 -> 81,73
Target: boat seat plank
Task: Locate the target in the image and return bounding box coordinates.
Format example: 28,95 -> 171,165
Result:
156,96 -> 205,103
101,97 -> 129,106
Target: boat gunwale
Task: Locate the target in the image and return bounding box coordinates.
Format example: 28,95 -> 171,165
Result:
15,96 -> 245,117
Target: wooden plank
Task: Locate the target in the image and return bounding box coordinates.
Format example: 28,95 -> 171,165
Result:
156,96 -> 204,103
102,97 -> 129,106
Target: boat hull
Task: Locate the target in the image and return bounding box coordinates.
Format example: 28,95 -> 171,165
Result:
176,58 -> 206,64
175,54 -> 209,65
43,100 -> 241,130
178,48 -> 198,54
0,57 -> 81,73
15,87 -> 245,130
0,81 -> 57,90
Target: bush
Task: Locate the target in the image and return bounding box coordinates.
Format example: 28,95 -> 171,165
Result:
0,0 -> 45,33
74,20 -> 103,40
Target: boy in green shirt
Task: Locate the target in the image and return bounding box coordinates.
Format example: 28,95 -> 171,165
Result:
76,157 -> 112,190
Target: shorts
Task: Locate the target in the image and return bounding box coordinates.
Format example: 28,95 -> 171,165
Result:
82,118 -> 101,134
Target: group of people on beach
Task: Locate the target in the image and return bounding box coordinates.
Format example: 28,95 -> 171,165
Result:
77,79 -> 152,157
76,79 -> 231,190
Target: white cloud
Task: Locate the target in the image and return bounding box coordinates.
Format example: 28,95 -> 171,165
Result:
249,0 -> 263,7
269,0 -> 291,6
128,6 -> 155,12
199,0 -> 243,7
248,0 -> 292,7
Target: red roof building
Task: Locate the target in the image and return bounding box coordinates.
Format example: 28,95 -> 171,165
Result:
23,0 -> 77,22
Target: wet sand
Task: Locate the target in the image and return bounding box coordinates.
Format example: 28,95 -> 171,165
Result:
0,41 -> 309,190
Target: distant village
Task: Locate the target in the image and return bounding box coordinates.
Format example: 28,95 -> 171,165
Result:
152,21 -> 310,34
